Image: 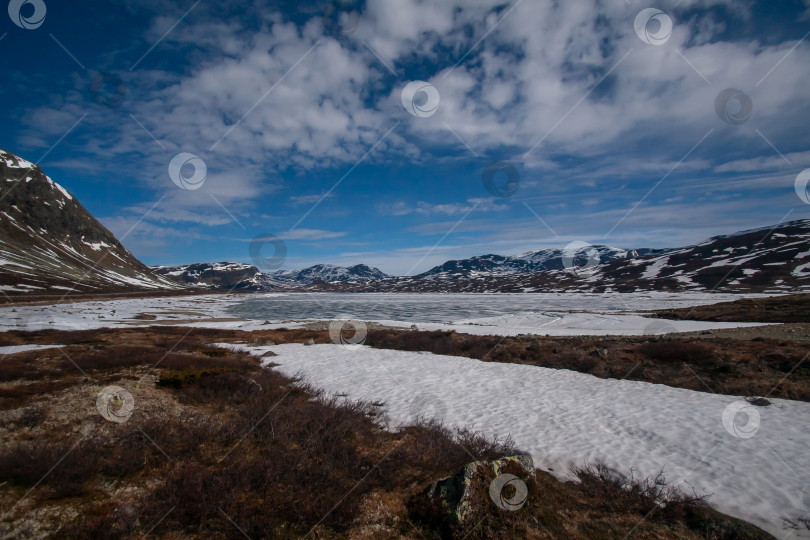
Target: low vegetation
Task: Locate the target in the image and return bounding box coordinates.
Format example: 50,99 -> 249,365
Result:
651,293 -> 810,323
0,327 -> 775,538
363,329 -> 810,401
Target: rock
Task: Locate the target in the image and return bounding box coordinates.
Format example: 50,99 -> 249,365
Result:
410,324 -> 419,331
303,339 -> 316,346
252,338 -> 275,346
247,378 -> 263,393
746,396 -> 771,407
410,455 -> 534,527
594,348 -> 608,358
261,350 -> 278,358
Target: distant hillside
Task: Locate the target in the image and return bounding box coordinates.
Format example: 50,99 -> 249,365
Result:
0,149 -> 180,296
152,262 -> 389,289
297,220 -> 810,294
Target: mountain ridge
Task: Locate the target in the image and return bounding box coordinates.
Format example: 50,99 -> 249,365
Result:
0,148 -> 180,296
2,147 -> 808,296
152,219 -> 810,293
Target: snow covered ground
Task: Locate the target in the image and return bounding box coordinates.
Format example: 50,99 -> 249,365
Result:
222,342 -> 810,538
0,291 -> 776,336
0,344 -> 64,355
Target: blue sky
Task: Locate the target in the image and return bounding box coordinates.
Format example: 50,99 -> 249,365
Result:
1,0 -> 809,275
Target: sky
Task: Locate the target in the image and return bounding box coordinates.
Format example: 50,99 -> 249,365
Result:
1,0 -> 809,275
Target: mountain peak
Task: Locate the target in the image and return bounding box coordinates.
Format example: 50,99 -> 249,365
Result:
0,148 -> 179,295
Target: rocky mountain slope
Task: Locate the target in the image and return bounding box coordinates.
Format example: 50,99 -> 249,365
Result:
152,262 -> 389,290
0,148 -> 180,296
414,246 -> 670,278
152,262 -> 271,291
156,219 -> 810,294
270,264 -> 388,284
298,220 -> 810,294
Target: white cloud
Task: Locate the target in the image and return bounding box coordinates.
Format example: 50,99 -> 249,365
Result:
379,197 -> 508,216
277,228 -> 346,240
288,193 -> 333,206
15,0 -> 810,264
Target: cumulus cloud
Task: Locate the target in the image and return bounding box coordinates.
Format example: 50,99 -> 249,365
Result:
14,0 -> 810,263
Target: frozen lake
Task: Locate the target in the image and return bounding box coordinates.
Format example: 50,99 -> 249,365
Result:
0,291 -> 774,336
224,292 -> 773,336
225,291 -> 762,323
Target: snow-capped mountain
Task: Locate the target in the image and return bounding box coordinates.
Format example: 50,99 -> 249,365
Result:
0,148 -> 179,296
151,262 -> 273,290
270,264 -> 388,284
415,246 -> 638,278
298,220 -> 810,294
152,262 -> 389,289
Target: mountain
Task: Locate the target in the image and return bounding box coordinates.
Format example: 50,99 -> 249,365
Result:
0,148 -> 180,296
414,246 -> 648,278
297,220 -> 810,294
151,262 -> 273,290
270,264 -> 388,284
152,262 -> 389,289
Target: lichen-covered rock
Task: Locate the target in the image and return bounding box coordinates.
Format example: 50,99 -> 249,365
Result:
410,454 -> 534,530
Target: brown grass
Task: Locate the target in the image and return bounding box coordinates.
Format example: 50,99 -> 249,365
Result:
0,326 -> 778,538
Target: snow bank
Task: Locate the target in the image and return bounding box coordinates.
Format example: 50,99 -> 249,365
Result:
229,343 -> 810,538
0,344 -> 64,354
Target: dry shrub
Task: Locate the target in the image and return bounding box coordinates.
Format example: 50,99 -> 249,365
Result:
137,382 -> 384,536
636,341 -> 714,365
365,330 -> 502,359
386,419 -> 517,486
0,436 -> 99,499
573,462 -> 702,514
571,462 -> 767,538
0,379 -> 77,408
557,350 -> 599,373
0,349 -> 66,382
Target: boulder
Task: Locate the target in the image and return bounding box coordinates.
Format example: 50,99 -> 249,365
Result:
252,338 -> 275,346
593,347 -> 608,358
303,339 -> 316,346
260,350 -> 278,358
410,455 -> 534,528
